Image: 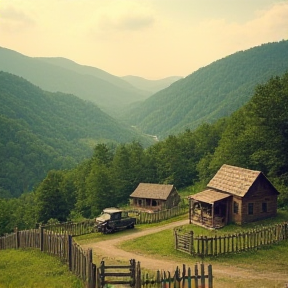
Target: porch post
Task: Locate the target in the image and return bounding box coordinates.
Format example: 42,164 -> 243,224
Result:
211,203 -> 214,228
225,200 -> 229,225
189,197 -> 192,224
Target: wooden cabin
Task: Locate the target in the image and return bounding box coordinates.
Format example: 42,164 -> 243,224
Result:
189,164 -> 279,228
130,183 -> 180,212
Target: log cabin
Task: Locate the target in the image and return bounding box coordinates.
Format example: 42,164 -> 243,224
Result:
130,183 -> 181,212
189,164 -> 279,228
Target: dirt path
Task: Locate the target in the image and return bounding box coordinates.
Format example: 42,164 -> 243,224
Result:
81,220 -> 288,285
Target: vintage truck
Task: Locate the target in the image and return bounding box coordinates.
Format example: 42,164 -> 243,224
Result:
95,207 -> 136,234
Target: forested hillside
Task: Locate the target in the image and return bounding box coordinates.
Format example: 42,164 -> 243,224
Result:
0,47 -> 149,114
121,40 -> 288,139
0,72 -> 154,198
1,72 -> 287,235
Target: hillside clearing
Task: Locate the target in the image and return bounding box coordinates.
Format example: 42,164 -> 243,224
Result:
77,217 -> 288,288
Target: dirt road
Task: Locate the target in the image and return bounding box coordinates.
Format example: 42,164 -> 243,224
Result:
81,219 -> 288,287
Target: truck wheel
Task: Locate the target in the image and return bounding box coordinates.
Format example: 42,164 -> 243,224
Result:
128,223 -> 135,229
104,225 -> 114,234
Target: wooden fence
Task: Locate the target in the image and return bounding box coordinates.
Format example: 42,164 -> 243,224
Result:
138,262 -> 213,288
97,260 -> 213,288
0,228 -> 96,288
99,259 -> 136,287
129,205 -> 188,224
0,228 -> 214,288
174,222 -> 288,257
42,219 -> 95,236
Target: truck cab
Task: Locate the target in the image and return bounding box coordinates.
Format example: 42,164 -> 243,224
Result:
95,207 -> 136,233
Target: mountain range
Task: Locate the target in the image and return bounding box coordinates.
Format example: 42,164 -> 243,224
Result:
120,40 -> 288,139
0,71 -> 154,197
1,40 -> 288,197
0,47 -> 181,115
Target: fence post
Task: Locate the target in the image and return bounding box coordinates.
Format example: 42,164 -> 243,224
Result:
14,227 -> 19,249
135,261 -> 141,288
208,264 -> 213,288
68,235 -> 73,271
87,248 -> 94,288
40,226 -> 44,252
174,229 -> 178,249
130,259 -> 136,287
189,231 -> 194,255
200,263 -> 205,287
194,264 -> 199,288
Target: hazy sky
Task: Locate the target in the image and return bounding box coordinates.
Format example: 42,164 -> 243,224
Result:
1,0 -> 288,79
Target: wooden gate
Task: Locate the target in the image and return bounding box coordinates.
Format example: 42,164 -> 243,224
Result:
99,259 -> 136,287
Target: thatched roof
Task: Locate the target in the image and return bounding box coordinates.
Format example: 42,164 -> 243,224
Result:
207,164 -> 261,197
190,189 -> 231,204
130,183 -> 175,200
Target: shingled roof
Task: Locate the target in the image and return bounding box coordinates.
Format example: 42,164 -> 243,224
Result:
190,189 -> 231,204
130,183 -> 175,200
207,164 -> 261,197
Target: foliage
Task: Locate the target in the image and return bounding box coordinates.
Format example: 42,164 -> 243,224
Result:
121,40 -> 288,139
0,71 -> 154,197
1,62 -> 288,236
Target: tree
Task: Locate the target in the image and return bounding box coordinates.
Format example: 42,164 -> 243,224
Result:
36,170 -> 70,223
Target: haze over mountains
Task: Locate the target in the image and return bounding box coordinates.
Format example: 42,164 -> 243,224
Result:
1,40 -> 288,198
120,40 -> 288,139
0,47 -> 181,115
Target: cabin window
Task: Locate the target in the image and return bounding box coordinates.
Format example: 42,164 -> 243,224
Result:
152,200 -> 157,206
262,202 -> 267,213
233,201 -> 239,214
248,203 -> 254,215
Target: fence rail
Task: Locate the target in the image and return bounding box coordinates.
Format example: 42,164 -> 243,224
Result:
174,222 -> 288,257
128,205 -> 188,224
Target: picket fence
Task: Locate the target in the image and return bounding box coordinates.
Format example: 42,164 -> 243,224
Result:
42,219 -> 95,236
0,228 -> 213,288
129,205 -> 188,224
174,222 -> 288,257
99,259 -> 213,288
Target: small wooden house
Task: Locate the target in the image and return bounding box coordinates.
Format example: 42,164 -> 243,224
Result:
130,183 -> 181,212
189,164 -> 279,228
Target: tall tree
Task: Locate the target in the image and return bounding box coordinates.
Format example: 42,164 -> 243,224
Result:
36,170 -> 70,223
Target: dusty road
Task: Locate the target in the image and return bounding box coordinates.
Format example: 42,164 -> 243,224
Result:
81,219 -> 288,286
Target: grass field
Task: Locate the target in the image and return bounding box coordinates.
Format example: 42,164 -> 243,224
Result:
0,249 -> 84,288
118,211 -> 288,288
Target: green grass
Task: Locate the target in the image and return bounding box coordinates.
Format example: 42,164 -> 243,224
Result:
0,249 -> 84,288
76,210 -> 288,287
119,211 -> 288,288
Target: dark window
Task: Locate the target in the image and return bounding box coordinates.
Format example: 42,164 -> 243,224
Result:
152,200 -> 157,206
262,202 -> 267,213
233,201 -> 239,214
248,203 -> 254,215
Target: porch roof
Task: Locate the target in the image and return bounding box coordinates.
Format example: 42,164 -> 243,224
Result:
189,189 -> 231,204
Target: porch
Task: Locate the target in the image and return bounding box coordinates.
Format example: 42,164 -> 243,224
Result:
189,189 -> 231,229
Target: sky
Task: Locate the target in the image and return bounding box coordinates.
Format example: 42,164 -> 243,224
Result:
1,0 -> 288,79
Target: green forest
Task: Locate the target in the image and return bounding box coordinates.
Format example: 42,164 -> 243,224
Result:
0,72 -> 154,198
122,40 -> 288,139
1,72 -> 288,235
